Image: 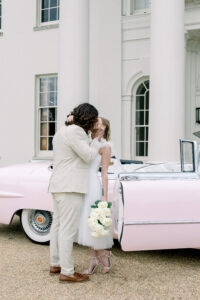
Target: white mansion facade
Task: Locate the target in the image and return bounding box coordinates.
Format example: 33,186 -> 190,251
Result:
0,0 -> 200,166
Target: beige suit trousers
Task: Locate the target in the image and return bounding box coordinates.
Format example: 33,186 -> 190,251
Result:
50,192 -> 83,276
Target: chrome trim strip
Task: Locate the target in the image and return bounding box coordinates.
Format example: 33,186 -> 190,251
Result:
125,220 -> 200,225
120,222 -> 124,244
120,175 -> 199,181
0,191 -> 24,198
118,171 -> 200,181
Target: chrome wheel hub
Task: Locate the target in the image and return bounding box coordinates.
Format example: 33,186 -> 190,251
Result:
29,210 -> 52,235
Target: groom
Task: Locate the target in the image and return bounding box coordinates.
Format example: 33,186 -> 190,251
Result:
48,103 -> 102,283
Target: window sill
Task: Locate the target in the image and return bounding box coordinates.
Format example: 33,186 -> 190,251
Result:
133,10 -> 150,15
32,156 -> 53,161
33,23 -> 59,32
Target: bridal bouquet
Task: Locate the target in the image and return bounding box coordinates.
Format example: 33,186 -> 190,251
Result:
88,200 -> 112,238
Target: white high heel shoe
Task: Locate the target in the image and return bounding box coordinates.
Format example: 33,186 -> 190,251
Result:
99,251 -> 112,274
82,256 -> 100,275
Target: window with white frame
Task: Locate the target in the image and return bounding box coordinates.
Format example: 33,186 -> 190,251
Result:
135,80 -> 149,157
0,0 -> 2,30
41,0 -> 59,24
36,75 -> 57,156
133,0 -> 150,11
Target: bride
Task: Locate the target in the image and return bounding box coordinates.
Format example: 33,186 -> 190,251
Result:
77,117 -> 114,275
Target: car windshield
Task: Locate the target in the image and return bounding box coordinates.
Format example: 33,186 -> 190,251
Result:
107,140 -> 198,175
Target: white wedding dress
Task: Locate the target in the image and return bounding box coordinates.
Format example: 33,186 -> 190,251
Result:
77,139 -> 114,250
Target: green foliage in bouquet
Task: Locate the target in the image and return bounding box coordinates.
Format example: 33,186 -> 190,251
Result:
107,202 -> 112,208
91,200 -> 101,209
91,200 -> 112,209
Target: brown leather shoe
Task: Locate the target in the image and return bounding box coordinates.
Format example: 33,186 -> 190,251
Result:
50,266 -> 61,274
74,272 -> 90,279
59,272 -> 89,283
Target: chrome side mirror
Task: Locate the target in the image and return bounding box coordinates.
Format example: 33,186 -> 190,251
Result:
48,165 -> 53,172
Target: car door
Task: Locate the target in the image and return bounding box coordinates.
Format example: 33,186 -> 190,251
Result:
115,140 -> 200,251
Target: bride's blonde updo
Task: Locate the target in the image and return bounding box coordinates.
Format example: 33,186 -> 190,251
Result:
100,117 -> 111,141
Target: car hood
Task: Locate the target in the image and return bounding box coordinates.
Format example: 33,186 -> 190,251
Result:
0,161 -> 52,182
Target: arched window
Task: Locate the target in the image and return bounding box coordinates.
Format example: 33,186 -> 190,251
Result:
135,80 -> 149,157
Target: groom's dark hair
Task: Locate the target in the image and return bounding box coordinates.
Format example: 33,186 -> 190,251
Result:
65,103 -> 98,134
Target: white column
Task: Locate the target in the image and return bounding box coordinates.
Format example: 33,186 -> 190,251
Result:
149,0 -> 185,162
58,0 -> 89,127
122,95 -> 132,159
89,0 -> 121,156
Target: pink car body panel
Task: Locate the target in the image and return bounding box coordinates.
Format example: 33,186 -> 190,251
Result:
0,162 -> 53,224
120,179 -> 200,251
0,161 -> 116,225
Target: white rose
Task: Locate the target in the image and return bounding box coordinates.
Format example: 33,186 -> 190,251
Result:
92,222 -> 99,230
91,231 -> 100,238
94,208 -> 105,216
88,218 -> 92,226
99,216 -> 106,224
98,201 -> 108,209
94,224 -> 104,232
99,217 -> 107,226
103,218 -> 112,228
90,211 -> 99,219
103,208 -> 111,217
88,217 -> 98,229
90,215 -> 98,222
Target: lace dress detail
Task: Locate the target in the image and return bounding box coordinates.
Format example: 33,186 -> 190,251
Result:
77,140 -> 114,250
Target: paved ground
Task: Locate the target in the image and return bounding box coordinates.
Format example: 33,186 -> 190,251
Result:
1,217 -> 200,300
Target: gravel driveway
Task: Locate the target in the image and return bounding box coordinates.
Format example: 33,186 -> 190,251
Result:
1,216 -> 200,300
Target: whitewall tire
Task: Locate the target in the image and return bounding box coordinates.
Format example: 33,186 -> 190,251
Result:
20,209 -> 53,244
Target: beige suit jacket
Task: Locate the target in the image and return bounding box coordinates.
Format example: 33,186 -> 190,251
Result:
48,125 -> 99,194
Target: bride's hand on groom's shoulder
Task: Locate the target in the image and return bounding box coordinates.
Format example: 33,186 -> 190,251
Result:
66,114 -> 74,124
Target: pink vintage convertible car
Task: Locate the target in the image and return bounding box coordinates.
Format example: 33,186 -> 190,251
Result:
0,140 -> 200,251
